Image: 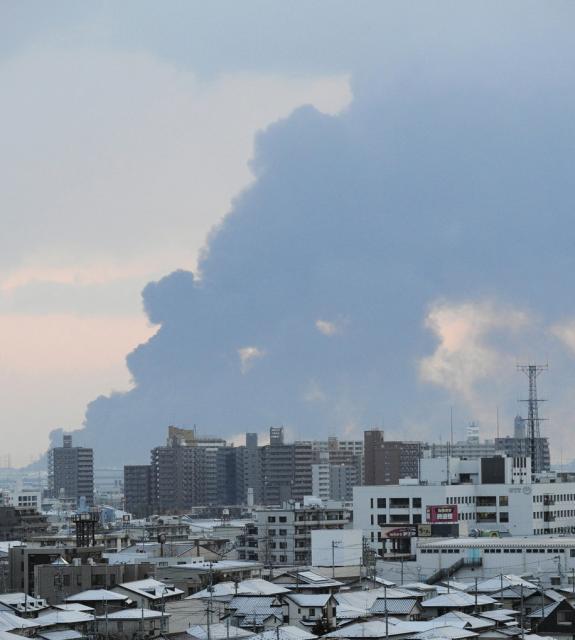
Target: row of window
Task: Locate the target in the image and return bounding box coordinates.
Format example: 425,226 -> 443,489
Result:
533,493 -> 575,503
446,495 -> 509,506
369,498 -> 422,509
476,511 -> 509,523
420,547 -> 575,555
533,510 -> 575,519
534,527 -> 575,535
370,514 -> 423,525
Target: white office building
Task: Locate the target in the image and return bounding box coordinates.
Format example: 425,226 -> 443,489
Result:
354,455 -> 575,556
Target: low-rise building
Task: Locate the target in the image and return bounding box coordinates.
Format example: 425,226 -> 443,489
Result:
237,499 -> 351,566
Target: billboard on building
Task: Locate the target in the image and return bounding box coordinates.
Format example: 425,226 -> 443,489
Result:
426,504 -> 458,523
381,525 -> 418,538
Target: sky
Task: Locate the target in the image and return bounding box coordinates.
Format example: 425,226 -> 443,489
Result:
2,2 -> 575,466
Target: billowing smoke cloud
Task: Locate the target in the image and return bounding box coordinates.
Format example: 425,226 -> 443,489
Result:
63,9 -> 575,465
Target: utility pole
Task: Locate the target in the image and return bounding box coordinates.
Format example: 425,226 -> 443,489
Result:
207,561 -> 213,640
331,540 -> 340,578
520,584 -> 524,640
384,583 -> 389,640
474,577 -> 478,614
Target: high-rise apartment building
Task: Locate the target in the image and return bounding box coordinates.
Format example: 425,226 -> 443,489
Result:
48,435 -> 94,506
149,427 -> 232,513
495,435 -> 550,473
363,429 -> 421,485
124,465 -> 152,518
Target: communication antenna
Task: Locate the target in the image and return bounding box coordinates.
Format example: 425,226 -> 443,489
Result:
517,363 -> 548,478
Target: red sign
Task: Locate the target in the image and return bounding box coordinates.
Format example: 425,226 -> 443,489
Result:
426,504 -> 458,523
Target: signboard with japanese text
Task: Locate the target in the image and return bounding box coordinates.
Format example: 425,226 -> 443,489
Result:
426,504 -> 458,523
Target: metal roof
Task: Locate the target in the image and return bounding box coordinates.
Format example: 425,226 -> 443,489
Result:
370,598 -> 419,615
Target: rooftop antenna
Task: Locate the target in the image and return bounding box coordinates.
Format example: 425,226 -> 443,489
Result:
496,407 -> 500,440
517,363 -> 548,478
450,407 -> 454,447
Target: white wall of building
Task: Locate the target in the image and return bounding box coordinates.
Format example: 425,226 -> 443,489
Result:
311,529 -> 363,567
354,480 -> 575,555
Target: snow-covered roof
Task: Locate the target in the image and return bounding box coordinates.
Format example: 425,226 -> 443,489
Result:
280,571 -> 343,590
0,592 -> 49,612
116,578 -> 184,600
325,620 -> 418,638
438,582 -> 472,592
248,627 -> 316,640
65,589 -> 128,603
285,594 -> 333,608
228,596 -> 283,628
188,579 -> 289,601
37,630 -> 84,640
53,604 -> 94,613
403,583 -> 438,592
422,593 -> 495,608
431,612 -> 494,630
473,576 -> 538,593
241,579 -> 291,596
527,601 -> 562,620
480,610 -> 519,623
36,610 -> 94,626
418,536 -> 575,550
96,607 -> 168,620
186,624 -> 254,640
370,597 -> 419,615
0,632 -> 27,640
414,626 -> 477,640
0,610 -> 40,632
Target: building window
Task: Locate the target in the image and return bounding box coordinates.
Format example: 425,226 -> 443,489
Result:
377,498 -> 386,509
268,516 -> 276,523
499,496 -> 509,506
499,512 -> 509,523
477,496 -> 497,507
476,511 -> 497,523
279,516 -> 287,523
413,514 -> 422,524
412,498 -> 421,508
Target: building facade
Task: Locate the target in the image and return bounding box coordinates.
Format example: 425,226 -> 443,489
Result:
47,435 -> 94,506
124,465 -> 152,518
237,499 -> 351,565
354,455 -> 575,557
364,430 -> 421,485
